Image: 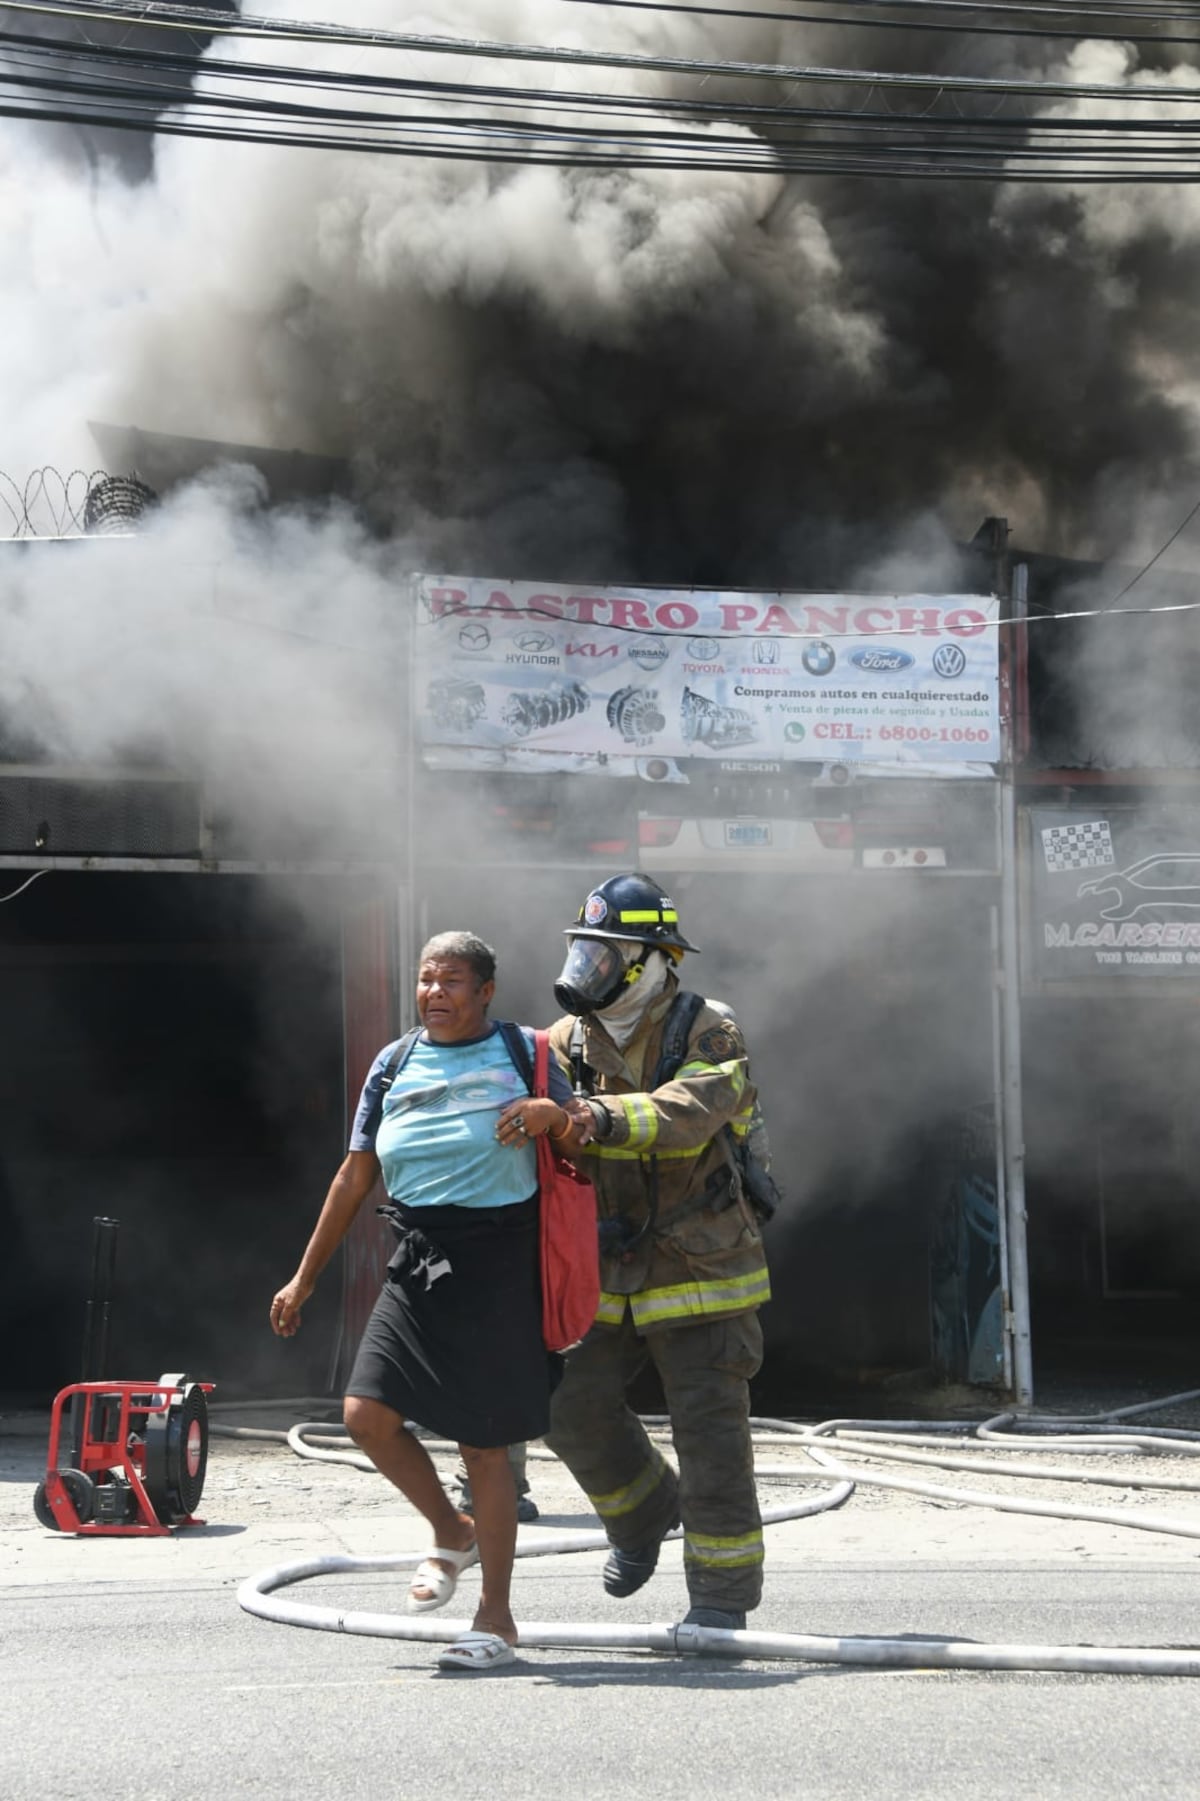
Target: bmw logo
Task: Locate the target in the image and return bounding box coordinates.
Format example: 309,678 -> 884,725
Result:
802,641 -> 836,677
933,643 -> 967,679
458,623 -> 491,651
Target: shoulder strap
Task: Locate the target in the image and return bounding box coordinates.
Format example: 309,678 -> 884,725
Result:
651,990 -> 706,1089
496,1020 -> 536,1094
568,1016 -> 592,1096
379,1029 -> 421,1092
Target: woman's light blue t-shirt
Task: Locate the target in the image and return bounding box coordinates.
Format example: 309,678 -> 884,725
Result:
350,1025 -> 571,1210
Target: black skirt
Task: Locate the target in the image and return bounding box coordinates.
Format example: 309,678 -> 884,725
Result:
345,1194 -> 559,1448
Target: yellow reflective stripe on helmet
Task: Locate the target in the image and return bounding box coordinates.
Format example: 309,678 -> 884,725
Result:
619,1093 -> 659,1149
629,1267 -> 771,1327
587,1447 -> 674,1522
618,908 -> 677,924
684,1528 -> 765,1569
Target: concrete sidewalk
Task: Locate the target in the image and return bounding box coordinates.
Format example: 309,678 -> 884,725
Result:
6,1405 -> 1200,1592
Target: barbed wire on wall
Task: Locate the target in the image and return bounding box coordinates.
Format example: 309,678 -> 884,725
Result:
0,468 -> 157,538
0,467 -> 106,538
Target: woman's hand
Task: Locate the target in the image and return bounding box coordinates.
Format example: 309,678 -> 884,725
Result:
270,1275 -> 314,1337
495,1097 -> 570,1145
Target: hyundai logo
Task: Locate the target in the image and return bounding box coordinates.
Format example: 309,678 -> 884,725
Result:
515,630 -> 555,654
932,643 -> 967,679
802,641 -> 836,677
850,647 -> 914,674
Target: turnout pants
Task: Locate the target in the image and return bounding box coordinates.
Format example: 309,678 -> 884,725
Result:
546,1305 -> 765,1613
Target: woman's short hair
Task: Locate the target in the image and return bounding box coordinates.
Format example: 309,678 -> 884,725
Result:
419,931 -> 496,987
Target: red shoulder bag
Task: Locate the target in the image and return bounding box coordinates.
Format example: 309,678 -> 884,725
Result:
532,1030 -> 600,1352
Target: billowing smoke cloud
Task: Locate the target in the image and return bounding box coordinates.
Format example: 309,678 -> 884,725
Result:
6,0 -> 1200,576
4,0 -> 1200,1391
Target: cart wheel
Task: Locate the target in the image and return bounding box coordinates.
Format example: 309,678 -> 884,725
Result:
33,1468 -> 96,1530
143,1379 -> 209,1524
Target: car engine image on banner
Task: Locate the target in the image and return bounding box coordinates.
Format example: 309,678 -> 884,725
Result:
414,577 -> 1001,772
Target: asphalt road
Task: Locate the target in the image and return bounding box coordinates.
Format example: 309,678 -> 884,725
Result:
7,1415 -> 1200,1799
5,1560 -> 1200,1799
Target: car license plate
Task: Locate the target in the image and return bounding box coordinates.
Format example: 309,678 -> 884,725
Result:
724,821 -> 772,848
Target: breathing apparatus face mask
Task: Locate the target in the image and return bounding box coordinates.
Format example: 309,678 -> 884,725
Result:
554,936 -> 648,1016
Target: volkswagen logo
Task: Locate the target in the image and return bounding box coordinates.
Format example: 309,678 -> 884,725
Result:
802,641 -> 836,677
458,622 -> 491,651
932,643 -> 967,679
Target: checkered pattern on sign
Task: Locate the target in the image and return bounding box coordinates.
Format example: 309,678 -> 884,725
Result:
1041,820 -> 1115,874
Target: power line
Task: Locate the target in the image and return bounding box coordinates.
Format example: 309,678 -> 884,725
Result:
560,0 -> 1200,46
9,0 -> 1200,105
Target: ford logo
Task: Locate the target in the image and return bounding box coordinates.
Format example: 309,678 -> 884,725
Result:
850,647 -> 914,674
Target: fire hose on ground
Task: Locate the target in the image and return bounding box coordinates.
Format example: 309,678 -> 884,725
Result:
227,1387 -> 1200,1676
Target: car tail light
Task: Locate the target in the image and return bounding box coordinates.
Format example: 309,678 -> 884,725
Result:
813,819 -> 854,850
587,839 -> 632,855
638,818 -> 683,847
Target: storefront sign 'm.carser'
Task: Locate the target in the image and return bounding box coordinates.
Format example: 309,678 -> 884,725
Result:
423,584 -> 990,640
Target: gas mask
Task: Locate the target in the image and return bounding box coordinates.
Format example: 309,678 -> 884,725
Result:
554,936 -> 649,1016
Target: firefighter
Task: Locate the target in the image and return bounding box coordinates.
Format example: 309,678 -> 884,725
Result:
544,873 -> 770,1631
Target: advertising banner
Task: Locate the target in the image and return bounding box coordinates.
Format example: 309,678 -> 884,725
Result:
415,577 -> 1001,771
1032,804 -> 1200,980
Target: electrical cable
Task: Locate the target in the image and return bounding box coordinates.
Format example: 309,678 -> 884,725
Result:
9,0 -> 1200,107
558,0 -> 1200,47
8,10 -> 1200,178
0,870 -> 48,903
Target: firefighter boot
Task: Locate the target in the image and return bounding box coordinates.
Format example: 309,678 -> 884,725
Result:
603,1510 -> 681,1599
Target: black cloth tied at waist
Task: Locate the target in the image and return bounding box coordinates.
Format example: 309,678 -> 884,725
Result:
376,1204 -> 453,1292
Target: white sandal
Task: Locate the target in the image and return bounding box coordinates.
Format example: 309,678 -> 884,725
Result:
405,1543 -> 479,1615
437,1631 -> 517,1672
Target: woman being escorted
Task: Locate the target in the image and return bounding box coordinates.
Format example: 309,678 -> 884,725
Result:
270,931 -> 578,1673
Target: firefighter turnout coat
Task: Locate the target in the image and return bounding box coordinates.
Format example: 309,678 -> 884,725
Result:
548,975 -> 771,1332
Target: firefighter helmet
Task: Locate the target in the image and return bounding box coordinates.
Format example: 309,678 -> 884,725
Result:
565,873 -> 700,954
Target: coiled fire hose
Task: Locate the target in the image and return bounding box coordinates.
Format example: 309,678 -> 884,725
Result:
226,1389 -> 1200,1675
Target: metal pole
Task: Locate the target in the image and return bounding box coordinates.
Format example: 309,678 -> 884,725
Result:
1000,565 -> 1033,1406
70,1216 -> 119,1467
